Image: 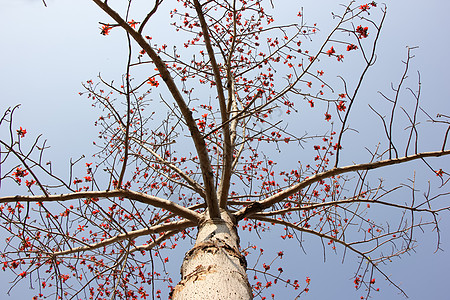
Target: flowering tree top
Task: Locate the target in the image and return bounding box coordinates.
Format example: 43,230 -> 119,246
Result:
0,1 -> 449,299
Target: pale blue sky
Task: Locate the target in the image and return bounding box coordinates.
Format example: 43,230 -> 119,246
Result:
1,0 -> 449,299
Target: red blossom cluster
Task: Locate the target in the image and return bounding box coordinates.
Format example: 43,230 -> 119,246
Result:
100,24 -> 112,35
128,19 -> 138,28
16,127 -> 27,138
347,43 -> 358,51
435,169 -> 444,176
360,2 -> 377,11
25,180 -> 36,188
147,77 -> 159,87
356,25 -> 369,38
326,46 -> 336,56
12,167 -> 28,184
337,101 -> 347,111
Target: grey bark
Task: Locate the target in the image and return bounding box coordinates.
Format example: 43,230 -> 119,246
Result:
172,211 -> 252,299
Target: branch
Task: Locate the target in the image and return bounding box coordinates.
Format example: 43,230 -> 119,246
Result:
249,2 -> 354,115
192,0 -> 233,208
234,150 -> 450,220
131,137 -> 206,198
137,0 -> 162,34
251,215 -> 408,297
91,0 -> 220,219
334,7 -> 387,167
0,139 -> 50,196
252,195 -> 446,217
50,220 -> 193,257
0,189 -> 202,223
117,25 -> 133,188
130,229 -> 182,253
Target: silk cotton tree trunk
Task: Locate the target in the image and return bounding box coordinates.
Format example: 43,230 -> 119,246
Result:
171,211 -> 252,299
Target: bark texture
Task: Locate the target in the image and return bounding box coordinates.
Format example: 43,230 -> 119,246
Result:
172,211 -> 252,299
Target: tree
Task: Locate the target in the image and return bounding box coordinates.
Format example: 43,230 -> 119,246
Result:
1,0 -> 449,299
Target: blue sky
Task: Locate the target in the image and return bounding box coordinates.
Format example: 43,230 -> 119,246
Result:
1,0 -> 449,299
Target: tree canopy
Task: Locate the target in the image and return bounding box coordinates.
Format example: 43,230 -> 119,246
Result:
1,1 -> 450,299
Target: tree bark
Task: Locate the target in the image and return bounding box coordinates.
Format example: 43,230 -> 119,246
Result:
172,211 -> 252,299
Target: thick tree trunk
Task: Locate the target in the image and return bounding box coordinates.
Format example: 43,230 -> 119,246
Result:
171,211 -> 252,299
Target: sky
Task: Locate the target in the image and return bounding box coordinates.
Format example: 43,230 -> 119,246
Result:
1,0 -> 450,299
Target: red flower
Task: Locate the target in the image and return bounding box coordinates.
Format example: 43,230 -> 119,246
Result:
326,46 -> 335,56
356,26 -> 369,39
360,4 -> 370,11
308,99 -> 314,107
197,119 -> 206,130
25,180 -> 36,188
128,19 -> 138,28
147,77 -> 159,87
347,44 -> 358,51
17,127 -> 27,138
12,167 -> 28,183
324,113 -> 331,121
333,143 -> 342,150
337,101 -> 346,111
435,169 -> 444,177
101,24 -> 112,35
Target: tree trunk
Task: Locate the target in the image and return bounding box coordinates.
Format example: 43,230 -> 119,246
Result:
171,211 -> 252,299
